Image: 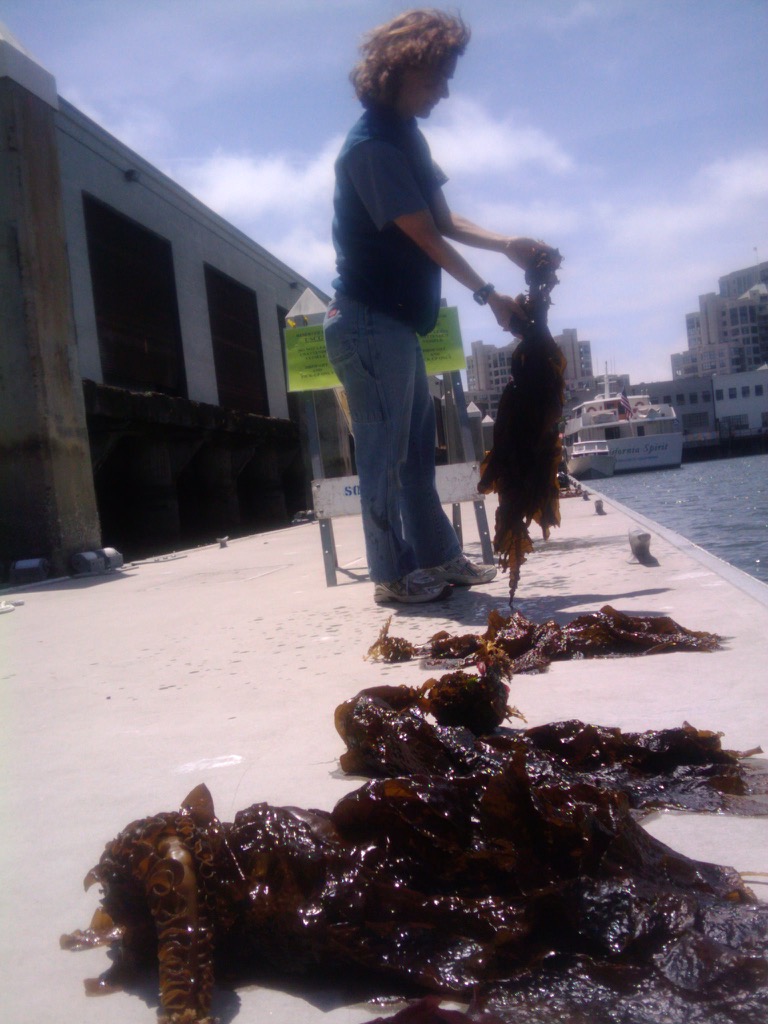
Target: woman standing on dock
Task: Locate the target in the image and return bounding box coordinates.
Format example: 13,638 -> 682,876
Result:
323,9 -> 557,605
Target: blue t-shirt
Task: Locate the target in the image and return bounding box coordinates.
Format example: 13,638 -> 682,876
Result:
345,140 -> 448,230
331,109 -> 445,335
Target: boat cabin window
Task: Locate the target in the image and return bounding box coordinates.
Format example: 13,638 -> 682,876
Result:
605,427 -> 620,440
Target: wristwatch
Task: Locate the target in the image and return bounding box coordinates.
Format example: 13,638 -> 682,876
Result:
473,283 -> 495,305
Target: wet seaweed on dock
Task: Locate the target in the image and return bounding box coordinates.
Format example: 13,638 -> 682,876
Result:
477,250 -> 566,605
63,612 -> 764,1024
367,617 -> 419,662
362,999 -> 478,1023
64,760 -> 768,1024
335,681 -> 768,816
367,605 -> 723,675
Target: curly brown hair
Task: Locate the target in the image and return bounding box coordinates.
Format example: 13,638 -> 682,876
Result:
351,9 -> 471,109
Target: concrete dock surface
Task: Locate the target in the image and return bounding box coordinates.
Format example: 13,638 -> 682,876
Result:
2,486 -> 767,1024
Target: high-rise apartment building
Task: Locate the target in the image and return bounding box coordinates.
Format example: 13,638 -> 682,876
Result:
555,328 -> 594,389
466,338 -> 519,392
671,261 -> 768,378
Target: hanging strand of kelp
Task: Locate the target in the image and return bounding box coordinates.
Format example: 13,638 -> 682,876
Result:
478,250 -> 566,604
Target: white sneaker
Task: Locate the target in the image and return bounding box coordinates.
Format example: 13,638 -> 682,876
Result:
374,569 -> 450,605
429,555 -> 497,587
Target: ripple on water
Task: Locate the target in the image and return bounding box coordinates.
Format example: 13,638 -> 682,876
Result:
593,453 -> 768,585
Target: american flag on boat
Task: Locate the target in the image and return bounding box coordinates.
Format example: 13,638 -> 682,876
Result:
620,388 -> 633,418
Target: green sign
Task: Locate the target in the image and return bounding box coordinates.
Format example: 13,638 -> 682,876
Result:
284,307 -> 466,392
284,322 -> 341,392
419,306 -> 466,375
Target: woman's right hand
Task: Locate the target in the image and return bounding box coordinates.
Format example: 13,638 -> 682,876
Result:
504,237 -> 559,272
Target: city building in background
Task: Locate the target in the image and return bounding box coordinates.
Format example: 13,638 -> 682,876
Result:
671,261 -> 768,379
599,368 -> 768,458
465,338 -> 519,418
712,366 -> 768,443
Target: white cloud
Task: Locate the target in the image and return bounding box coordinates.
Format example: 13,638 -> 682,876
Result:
696,151 -> 768,205
605,151 -> 768,251
268,226 -> 337,289
173,137 -> 340,222
165,103 -> 571,289
469,199 -> 583,239
550,149 -> 768,379
426,96 -> 574,177
535,0 -> 606,31
163,138 -> 341,288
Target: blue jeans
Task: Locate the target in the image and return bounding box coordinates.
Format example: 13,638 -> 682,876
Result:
323,294 -> 461,583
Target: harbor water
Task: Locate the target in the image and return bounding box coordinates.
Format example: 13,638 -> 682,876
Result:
591,453 -> 768,587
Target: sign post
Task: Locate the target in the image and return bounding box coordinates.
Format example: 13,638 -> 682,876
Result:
284,295 -> 492,585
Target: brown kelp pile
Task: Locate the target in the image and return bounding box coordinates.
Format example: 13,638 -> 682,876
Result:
63,605 -> 766,1024
336,683 -> 768,815
367,604 -> 723,675
478,250 -> 566,604
63,764 -> 768,1024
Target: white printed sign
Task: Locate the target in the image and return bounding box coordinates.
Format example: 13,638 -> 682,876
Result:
312,463 -> 483,519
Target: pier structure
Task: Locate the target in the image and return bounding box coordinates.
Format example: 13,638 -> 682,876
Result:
2,490 -> 767,1023
0,28 -> 101,576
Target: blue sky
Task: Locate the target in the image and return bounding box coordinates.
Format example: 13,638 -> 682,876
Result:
3,0 -> 766,383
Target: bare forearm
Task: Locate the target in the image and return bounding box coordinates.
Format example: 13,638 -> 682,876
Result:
394,208 -> 528,330
419,230 -> 487,291
431,191 -> 556,270
444,212 -> 553,271
440,211 -> 509,253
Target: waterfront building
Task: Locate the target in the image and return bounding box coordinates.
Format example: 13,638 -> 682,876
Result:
1,26 -> 340,575
712,365 -> 768,440
627,369 -> 768,457
672,262 -> 768,379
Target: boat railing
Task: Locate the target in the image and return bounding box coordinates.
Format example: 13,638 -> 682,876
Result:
573,409 -> 613,426
632,404 -> 676,421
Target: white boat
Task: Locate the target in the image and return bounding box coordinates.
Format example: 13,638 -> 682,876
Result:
563,393 -> 683,474
566,440 -> 616,480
